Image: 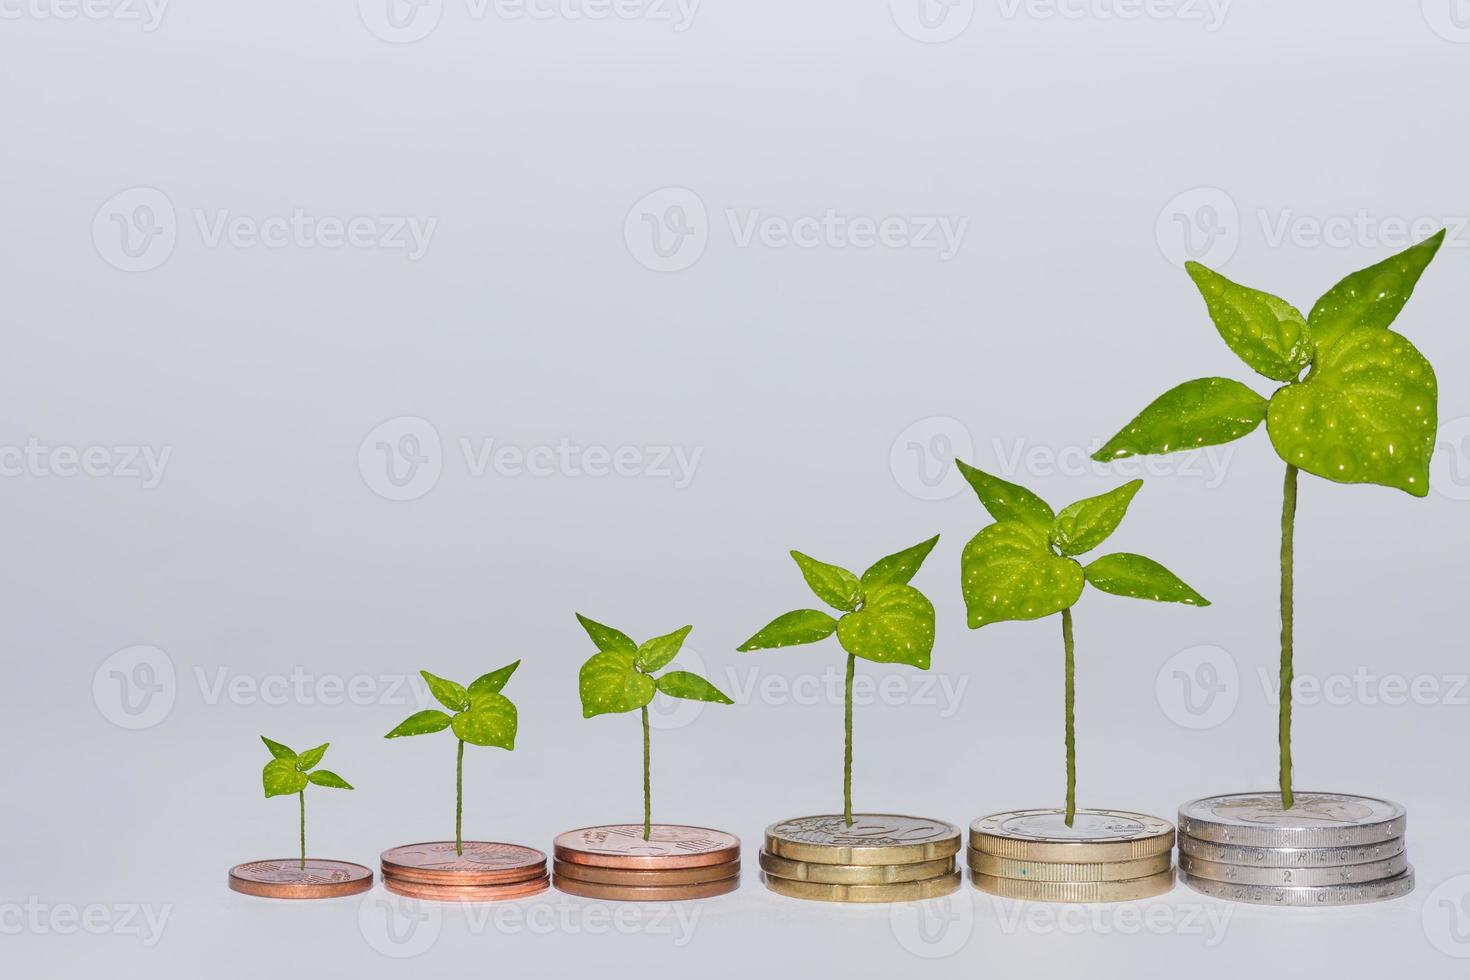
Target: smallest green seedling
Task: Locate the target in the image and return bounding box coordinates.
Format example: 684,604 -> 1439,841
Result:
260,737 -> 354,870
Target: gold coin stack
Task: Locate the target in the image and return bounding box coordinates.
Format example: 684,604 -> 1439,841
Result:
967,809 -> 1176,903
380,842 -> 550,902
759,815 -> 963,903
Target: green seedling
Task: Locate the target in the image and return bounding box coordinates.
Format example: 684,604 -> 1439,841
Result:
260,736 -> 354,870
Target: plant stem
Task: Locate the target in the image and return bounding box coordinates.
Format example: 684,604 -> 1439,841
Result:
1062,607 -> 1076,828
456,738 -> 465,856
642,706 -> 652,841
843,652 -> 855,827
298,790 -> 306,870
1279,463 -> 1298,810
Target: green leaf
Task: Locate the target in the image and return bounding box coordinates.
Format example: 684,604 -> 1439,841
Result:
790,551 -> 864,612
263,758 -> 308,797
1084,553 -> 1210,605
1186,262 -> 1314,382
575,613 -> 638,656
1092,378 -> 1268,460
467,661 -> 520,705
420,671 -> 469,712
655,671 -> 734,704
1266,327 -> 1437,496
384,709 -> 453,738
1050,480 -> 1143,557
860,534 -> 940,589
295,743 -> 328,772
1307,230 -> 1445,353
451,693 -> 518,748
960,522 -> 1084,628
955,459 -> 1055,534
260,736 -> 297,763
736,609 -> 838,651
636,625 -> 692,673
306,769 -> 354,790
835,584 -> 935,669
579,650 -> 656,718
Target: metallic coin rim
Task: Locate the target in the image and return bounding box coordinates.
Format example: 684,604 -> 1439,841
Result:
382,873 -> 550,902
1177,792 -> 1407,848
1177,866 -> 1415,906
1176,833 -> 1406,868
552,873 -> 740,902
761,868 -> 962,903
228,859 -> 374,900
758,850 -> 954,885
763,814 -> 962,866
970,867 -> 1175,903
380,841 -> 548,884
1178,851 -> 1409,887
552,858 -> 740,886
967,848 -> 1172,883
554,824 -> 742,869
969,809 -> 1175,862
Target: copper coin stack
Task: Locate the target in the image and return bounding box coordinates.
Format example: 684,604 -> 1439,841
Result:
228,859 -> 374,900
380,842 -> 549,902
553,825 -> 741,901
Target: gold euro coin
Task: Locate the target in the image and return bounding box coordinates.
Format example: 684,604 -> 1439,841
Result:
971,867 -> 1175,903
761,869 -> 962,903
764,814 -> 961,866
968,849 -> 1172,882
759,850 -> 954,885
970,809 -> 1174,863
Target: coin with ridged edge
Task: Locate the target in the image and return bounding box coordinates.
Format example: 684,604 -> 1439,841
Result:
1178,866 -> 1415,906
764,814 -> 961,866
552,858 -> 739,886
554,825 -> 741,870
1176,834 -> 1405,868
761,869 -> 962,903
972,867 -> 1175,902
970,809 -> 1175,862
1177,793 -> 1405,848
968,848 -> 1171,883
1178,851 -> 1408,887
229,859 -> 373,899
553,874 -> 740,902
759,851 -> 954,885
381,842 -> 547,885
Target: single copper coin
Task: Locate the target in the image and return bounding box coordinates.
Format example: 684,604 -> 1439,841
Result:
553,873 -> 740,902
228,859 -> 373,900
381,842 -> 547,885
552,858 -> 740,886
554,825 -> 741,870
382,873 -> 550,902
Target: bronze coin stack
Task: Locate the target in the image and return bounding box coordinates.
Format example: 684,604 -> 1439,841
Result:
379,842 -> 550,902
552,825 -> 741,901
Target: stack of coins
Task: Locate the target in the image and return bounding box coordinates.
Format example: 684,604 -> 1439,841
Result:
967,809 -> 1176,902
380,842 -> 549,901
759,815 -> 962,903
553,825 -> 741,901
1177,792 -> 1414,906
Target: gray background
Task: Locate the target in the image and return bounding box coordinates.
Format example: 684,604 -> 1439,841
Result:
4,0 -> 1470,976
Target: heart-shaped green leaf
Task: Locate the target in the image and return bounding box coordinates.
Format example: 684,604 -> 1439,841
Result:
1307,230 -> 1445,353
737,609 -> 838,651
576,614 -> 638,656
579,650 -> 656,718
1092,377 -> 1268,460
1186,262 -> 1313,382
1050,480 -> 1143,557
467,661 -> 520,705
384,709 -> 453,739
956,459 -> 1055,534
1266,327 -> 1437,496
451,693 -> 518,748
960,522 -> 1084,628
260,736 -> 297,763
637,625 -> 692,673
306,769 -> 354,790
420,671 -> 469,712
295,743 -> 328,772
835,583 -> 935,668
655,671 -> 734,704
790,552 -> 863,612
860,534 -> 940,589
1083,553 -> 1210,605
263,757 -> 308,797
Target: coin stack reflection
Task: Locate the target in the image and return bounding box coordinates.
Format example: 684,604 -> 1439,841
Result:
759,815 -> 963,903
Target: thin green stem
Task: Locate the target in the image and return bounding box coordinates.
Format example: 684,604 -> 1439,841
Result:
642,706 -> 652,841
298,790 -> 306,870
843,652 -> 855,827
1280,463 -> 1298,810
456,738 -> 465,856
1062,607 -> 1076,827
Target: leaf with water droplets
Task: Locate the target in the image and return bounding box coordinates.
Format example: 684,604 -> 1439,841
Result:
1307,230 -> 1444,353
1051,480 -> 1143,556
835,583 -> 935,668
956,459 -> 1055,534
1093,377 -> 1268,461
790,551 -> 864,612
578,650 -> 655,718
1083,553 -> 1210,605
960,522 -> 1084,628
1186,262 -> 1314,382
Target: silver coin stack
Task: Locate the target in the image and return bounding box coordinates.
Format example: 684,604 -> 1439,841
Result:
1176,792 -> 1413,906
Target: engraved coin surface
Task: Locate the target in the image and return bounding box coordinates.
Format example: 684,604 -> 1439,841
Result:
967,849 -> 1172,883
383,874 -> 550,902
970,810 -> 1175,862
381,842 -> 548,884
228,859 -> 373,900
551,859 -> 740,886
761,868 -> 962,903
1176,834 -> 1406,868
971,867 -> 1175,903
1178,851 -> 1408,887
552,874 -> 740,902
764,814 -> 962,866
758,851 -> 954,885
1177,793 -> 1406,848
554,825 -> 741,870
1178,866 -> 1415,906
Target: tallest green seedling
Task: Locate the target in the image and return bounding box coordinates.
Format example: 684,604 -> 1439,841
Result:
1093,232 -> 1444,808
